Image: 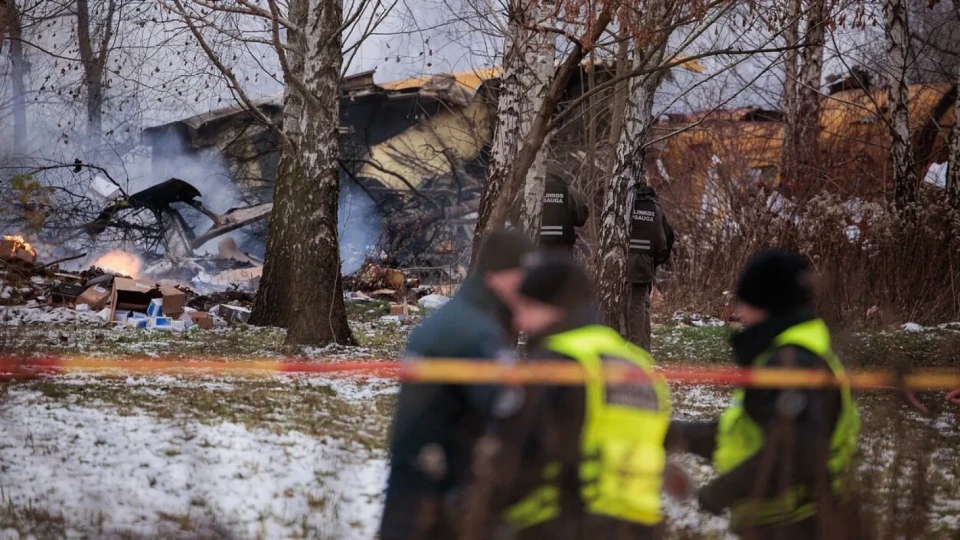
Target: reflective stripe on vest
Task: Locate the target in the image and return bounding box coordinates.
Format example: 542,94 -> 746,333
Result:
712,319 -> 861,528
505,325 -> 671,530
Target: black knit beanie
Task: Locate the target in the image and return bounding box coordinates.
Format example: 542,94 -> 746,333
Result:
736,249 -> 814,315
519,252 -> 593,311
473,228 -> 536,273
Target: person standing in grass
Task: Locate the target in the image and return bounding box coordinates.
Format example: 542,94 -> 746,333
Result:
626,185 -> 674,350
667,249 -> 863,539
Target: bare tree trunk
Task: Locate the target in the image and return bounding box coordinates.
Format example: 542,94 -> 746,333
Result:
884,0 -> 917,212
949,77 -> 960,210
286,0 -> 353,346
595,43 -> 667,333
250,44 -> 305,329
483,11 -> 612,231
471,4 -> 526,263
5,0 -> 27,152
76,0 -> 116,137
795,0 -> 827,190
251,0 -> 354,346
778,0 -> 801,188
948,3 -> 960,211
519,7 -> 555,235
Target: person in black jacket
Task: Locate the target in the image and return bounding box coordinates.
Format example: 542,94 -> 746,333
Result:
627,185 -> 674,350
379,229 -> 535,540
539,160 -> 589,253
666,250 -> 863,540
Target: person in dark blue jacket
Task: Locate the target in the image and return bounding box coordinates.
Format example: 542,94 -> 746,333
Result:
380,228 -> 535,540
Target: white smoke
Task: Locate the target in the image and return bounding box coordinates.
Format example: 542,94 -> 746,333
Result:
338,180 -> 379,275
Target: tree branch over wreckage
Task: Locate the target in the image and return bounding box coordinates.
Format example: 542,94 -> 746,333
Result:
469,0 -> 812,260
163,0 -> 391,347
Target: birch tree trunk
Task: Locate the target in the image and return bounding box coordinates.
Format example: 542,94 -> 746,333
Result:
884,0 -> 917,212
778,0 -> 801,187
950,4 -> 960,210
595,44 -> 667,333
795,0 -> 827,188
949,78 -> 960,210
483,11 -> 612,232
471,4 -> 526,263
518,10 -> 556,236
249,0 -> 354,346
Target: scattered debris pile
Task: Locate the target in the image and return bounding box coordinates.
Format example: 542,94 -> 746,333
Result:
341,262 -> 455,323
0,241 -> 254,331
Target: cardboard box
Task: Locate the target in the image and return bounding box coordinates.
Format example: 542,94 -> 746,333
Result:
188,311 -> 214,330
157,285 -> 186,318
110,278 -> 186,321
110,278 -> 155,320
77,285 -> 111,311
148,316 -> 173,330
389,304 -> 408,316
113,310 -> 131,323
210,304 -> 251,325
147,298 -> 164,318
0,238 -> 36,265
126,318 -> 148,329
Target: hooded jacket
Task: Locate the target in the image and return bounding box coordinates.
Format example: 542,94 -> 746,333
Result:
666,308 -> 845,534
380,276 -> 517,540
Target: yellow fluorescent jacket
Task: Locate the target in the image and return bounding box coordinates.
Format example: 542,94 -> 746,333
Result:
712,318 -> 861,528
506,325 -> 671,530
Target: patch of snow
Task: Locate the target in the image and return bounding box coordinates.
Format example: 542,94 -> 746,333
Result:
0,306 -> 106,326
378,315 -> 402,325
417,294 -> 450,310
0,389 -> 386,539
901,322 -> 924,332
671,311 -> 726,327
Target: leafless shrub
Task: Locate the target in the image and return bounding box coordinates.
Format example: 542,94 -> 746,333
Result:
659,182 -> 960,327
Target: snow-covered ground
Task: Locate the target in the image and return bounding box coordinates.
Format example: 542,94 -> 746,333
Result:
0,317 -> 957,538
0,380 -> 390,539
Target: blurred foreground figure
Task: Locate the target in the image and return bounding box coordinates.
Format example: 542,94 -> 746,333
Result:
379,229 -> 535,540
485,253 -> 671,540
667,250 -> 863,539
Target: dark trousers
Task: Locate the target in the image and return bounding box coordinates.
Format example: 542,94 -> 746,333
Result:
627,282 -> 653,350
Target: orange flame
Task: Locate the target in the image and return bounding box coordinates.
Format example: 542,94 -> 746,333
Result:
94,250 -> 142,278
3,235 -> 36,256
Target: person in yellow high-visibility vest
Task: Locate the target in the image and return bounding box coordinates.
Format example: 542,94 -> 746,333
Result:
666,250 -> 863,539
479,253 -> 672,540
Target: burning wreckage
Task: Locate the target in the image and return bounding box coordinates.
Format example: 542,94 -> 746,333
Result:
137,65 -> 627,278
0,231 -> 253,330
0,64 -> 638,328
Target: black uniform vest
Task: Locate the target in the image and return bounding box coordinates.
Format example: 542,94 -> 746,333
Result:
540,177 -> 576,245
630,197 -> 666,255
